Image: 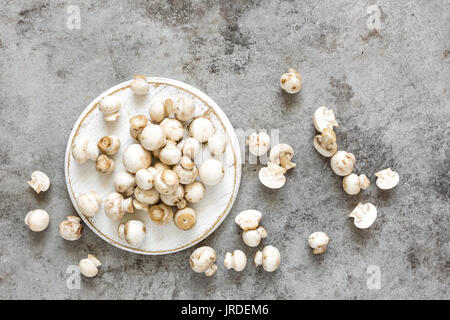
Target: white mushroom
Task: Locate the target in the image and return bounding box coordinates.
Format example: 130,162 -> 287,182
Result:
59,216 -> 82,241
76,191 -> 102,217
330,151 -> 356,176
254,245 -> 281,272
118,220 -> 146,246
28,171 -> 50,194
258,162 -> 286,189
375,168 -> 400,190
153,161 -> 170,172
189,117 -> 215,143
79,254 -> 101,278
235,209 -> 262,231
97,135 -> 121,156
160,118 -> 184,142
343,173 -> 370,195
149,98 -> 173,123
135,167 -> 158,190
133,187 -> 160,205
313,106 -> 339,133
159,143 -> 182,165
269,144 -> 296,170
113,171 -> 136,194
199,159 -> 224,186
122,144 -> 152,173
174,207 -> 197,230
154,169 -> 179,195
148,203 -> 173,225
349,202 -> 377,229
208,133 -> 227,156
189,246 -> 217,277
174,96 -> 195,122
132,199 -> 149,211
280,68 -> 302,94
173,156 -> 198,184
248,132 -> 271,156
161,184 -> 185,207
96,154 -> 115,175
178,138 -> 201,159
129,114 -> 148,141
71,137 -> 98,164
242,226 -> 267,247
308,232 -> 330,254
24,209 -> 49,232
139,124 -> 166,151
130,74 -> 149,95
313,128 -> 338,157
224,250 -> 247,272
103,192 -> 133,221
99,95 -> 121,121
184,181 -> 206,203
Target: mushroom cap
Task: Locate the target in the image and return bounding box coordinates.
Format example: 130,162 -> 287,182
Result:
224,250 -> 247,271
99,95 -> 121,114
140,124 -> 166,151
130,74 -> 149,95
79,255 -> 101,278
98,135 -> 121,156
342,173 -> 361,195
122,220 -> 146,246
254,245 -> 281,272
103,192 -> 126,221
359,174 -> 371,190
149,99 -> 166,123
174,96 -> 195,122
269,144 -> 296,170
199,159 -> 224,186
375,168 -> 399,190
129,114 -> 148,132
77,191 -> 102,217
189,117 -> 215,143
313,128 -> 338,157
28,171 -> 50,194
159,144 -> 182,165
134,187 -> 160,205
189,246 -> 217,273
173,160 -> 198,185
330,151 -> 355,176
248,132 -> 271,156
113,171 -> 136,194
154,169 -> 179,195
135,168 -> 156,190
24,209 -> 50,232
313,106 -> 339,133
161,184 -> 185,207
174,207 -> 197,230
349,202 -> 377,229
184,181 -> 206,203
258,162 -> 286,189
96,154 -> 115,174
308,232 -> 330,254
179,138 -> 201,159
122,144 -> 152,173
235,209 -> 262,231
208,133 -> 227,156
132,199 -> 149,211
280,68 -> 302,94
59,216 -> 82,241
242,226 -> 267,247
160,118 -> 184,142
148,203 -> 173,225
71,137 -> 90,164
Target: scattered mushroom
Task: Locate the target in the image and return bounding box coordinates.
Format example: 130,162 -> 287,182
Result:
159,142 -> 182,165
99,95 -> 121,121
308,232 -> 330,254
259,162 -> 286,189
76,191 -> 102,217
189,117 -> 215,143
129,114 -> 148,141
174,96 -> 195,122
113,171 -> 136,195
173,156 -> 198,184
135,167 -> 157,191
280,68 -> 302,94
224,250 -> 247,272
153,161 -> 169,172
208,133 -> 227,156
130,74 -> 149,95
235,210 -> 262,231
313,128 -> 338,157
132,199 -> 149,211
330,151 -> 356,176
59,216 -> 82,241
269,144 -> 296,170
174,207 -> 197,230
160,184 -> 185,208
98,135 -> 121,156
103,192 -> 133,221
79,254 -> 101,278
139,124 -> 166,151
24,209 -> 49,232
248,132 -> 271,157
375,168 -> 399,190
118,220 -> 146,246
178,137 -> 201,159
133,187 -> 160,205
313,106 -> 339,133
184,181 -> 206,203
71,137 -> 98,164
148,203 -> 173,225
199,159 -> 224,186
242,226 -> 267,247
254,245 -> 281,272
96,154 -> 115,174
349,202 -> 377,229
343,173 -> 370,195
160,118 -> 184,142
154,169 -> 179,195
189,246 -> 217,277
122,144 -> 152,173
28,171 -> 50,194
149,98 -> 173,123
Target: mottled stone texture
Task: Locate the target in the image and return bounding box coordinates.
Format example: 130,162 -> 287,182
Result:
0,0 -> 448,299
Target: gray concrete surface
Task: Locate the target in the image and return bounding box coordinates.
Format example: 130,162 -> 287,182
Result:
0,0 -> 449,299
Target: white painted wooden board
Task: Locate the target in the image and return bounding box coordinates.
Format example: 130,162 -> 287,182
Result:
64,77 -> 242,254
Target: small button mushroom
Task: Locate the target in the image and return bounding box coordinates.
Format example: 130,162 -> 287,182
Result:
103,192 -> 133,221
375,168 -> 399,190
258,161 -> 286,189
79,254 -> 101,278
235,210 -> 262,231
132,199 -> 149,211
173,156 -> 198,184
308,232 -> 330,255
280,68 -> 302,94
184,181 -> 206,203
224,250 -> 247,272
161,184 -> 185,207
330,151 -> 356,176
140,124 -> 166,151
189,117 -> 215,143
178,137 -> 201,159
71,137 -> 99,164
76,191 -> 102,217
154,169 -> 179,195
343,173 -> 370,195
208,133 -> 227,156
122,144 -> 152,173
97,135 -> 121,156
134,187 -> 160,205
313,128 -> 338,157
313,106 -> 339,133
149,98 -> 173,122
242,226 -> 267,247
129,114 -> 148,141
59,216 -> 82,241
148,203 -> 173,225
113,171 -> 136,194
270,144 -> 296,171
174,207 -> 197,230
254,245 -> 281,272
199,159 -> 224,186
96,154 -> 115,175
159,143 -> 182,165
118,220 -> 146,246
135,167 -> 157,190
28,171 -> 50,194
99,95 -> 121,121
24,209 -> 50,232
160,118 -> 184,142
349,202 -> 377,229
189,246 -> 217,277
130,74 -> 149,95
174,96 -> 195,122
153,161 -> 170,172
248,132 -> 271,156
